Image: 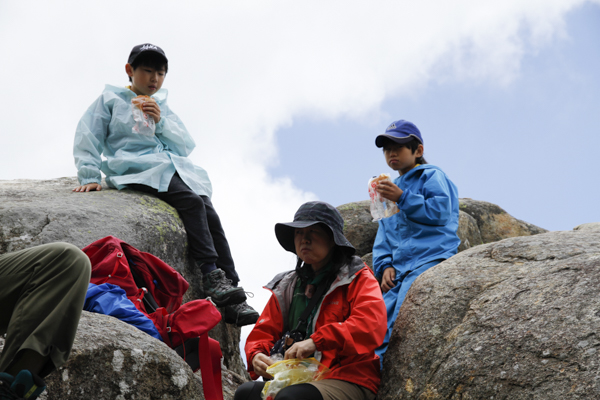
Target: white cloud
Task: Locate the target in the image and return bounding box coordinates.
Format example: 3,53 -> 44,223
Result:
0,0 -> 595,355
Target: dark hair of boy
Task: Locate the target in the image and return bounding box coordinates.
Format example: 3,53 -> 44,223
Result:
128,52 -> 169,82
381,137 -> 428,165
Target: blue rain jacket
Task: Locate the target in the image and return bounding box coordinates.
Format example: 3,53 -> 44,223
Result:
74,85 -> 212,197
373,164 -> 460,279
84,283 -> 163,341
373,164 -> 460,362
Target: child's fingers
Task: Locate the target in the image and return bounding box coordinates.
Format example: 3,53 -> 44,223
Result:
376,181 -> 390,191
143,103 -> 161,123
382,277 -> 395,292
381,268 -> 396,292
143,102 -> 160,113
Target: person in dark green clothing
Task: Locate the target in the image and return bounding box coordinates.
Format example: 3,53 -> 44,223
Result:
0,242 -> 91,400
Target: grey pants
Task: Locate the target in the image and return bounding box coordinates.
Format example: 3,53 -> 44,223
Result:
0,242 -> 91,376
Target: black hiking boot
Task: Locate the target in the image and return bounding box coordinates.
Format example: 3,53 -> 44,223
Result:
203,269 -> 246,307
224,300 -> 260,326
0,370 -> 46,400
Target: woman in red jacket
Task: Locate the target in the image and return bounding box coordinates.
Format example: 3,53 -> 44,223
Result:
235,201 -> 387,400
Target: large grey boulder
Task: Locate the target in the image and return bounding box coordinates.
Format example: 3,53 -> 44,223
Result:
337,201 -> 379,257
0,177 -> 248,378
378,230 -> 600,399
456,211 -> 482,252
459,198 -> 547,243
0,312 -> 245,400
574,222 -> 600,232
0,177 -> 187,269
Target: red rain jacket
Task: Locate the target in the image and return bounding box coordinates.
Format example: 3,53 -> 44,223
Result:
245,256 -> 387,394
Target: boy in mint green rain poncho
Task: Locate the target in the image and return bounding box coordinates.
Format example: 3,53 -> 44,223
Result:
72,43 -> 258,327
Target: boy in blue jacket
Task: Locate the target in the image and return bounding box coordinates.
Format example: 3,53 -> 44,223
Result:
72,43 -> 258,326
372,120 -> 460,365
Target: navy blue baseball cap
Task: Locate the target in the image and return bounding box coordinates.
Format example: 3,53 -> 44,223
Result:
128,43 -> 168,65
275,201 -> 355,256
375,119 -> 423,148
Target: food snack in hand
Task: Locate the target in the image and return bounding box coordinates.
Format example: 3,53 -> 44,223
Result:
131,95 -> 156,137
131,95 -> 152,111
368,174 -> 399,221
372,173 -> 391,185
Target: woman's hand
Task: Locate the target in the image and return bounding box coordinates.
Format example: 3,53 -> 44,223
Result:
284,338 -> 317,360
73,183 -> 102,192
376,180 -> 403,203
381,267 -> 396,293
252,353 -> 274,379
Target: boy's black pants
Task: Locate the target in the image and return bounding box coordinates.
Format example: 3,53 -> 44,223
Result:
129,173 -> 240,285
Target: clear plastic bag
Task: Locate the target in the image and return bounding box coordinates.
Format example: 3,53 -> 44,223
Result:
131,95 -> 156,137
261,358 -> 330,400
368,174 -> 399,221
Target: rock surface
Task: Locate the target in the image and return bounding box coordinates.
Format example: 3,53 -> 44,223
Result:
378,230 -> 600,399
337,200 -> 379,257
456,210 -> 482,252
0,177 -> 188,270
0,178 -> 248,383
0,312 -> 245,400
459,198 -> 547,244
574,222 -> 600,231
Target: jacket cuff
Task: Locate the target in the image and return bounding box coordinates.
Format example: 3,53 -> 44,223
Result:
80,177 -> 101,186
310,331 -> 327,351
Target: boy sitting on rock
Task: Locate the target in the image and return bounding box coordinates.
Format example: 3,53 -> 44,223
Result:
72,43 -> 258,327
372,120 -> 460,366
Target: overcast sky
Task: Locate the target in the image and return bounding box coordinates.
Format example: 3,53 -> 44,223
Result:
1,0 -> 599,352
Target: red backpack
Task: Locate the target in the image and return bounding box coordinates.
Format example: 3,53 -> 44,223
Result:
83,236 -> 224,400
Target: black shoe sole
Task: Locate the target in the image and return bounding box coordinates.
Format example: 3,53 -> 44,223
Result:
206,288 -> 246,307
224,310 -> 260,327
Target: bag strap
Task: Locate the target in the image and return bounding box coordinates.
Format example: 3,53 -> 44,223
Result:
198,333 -> 223,400
293,274 -> 334,332
130,267 -> 160,313
97,252 -> 129,284
173,336 -> 223,400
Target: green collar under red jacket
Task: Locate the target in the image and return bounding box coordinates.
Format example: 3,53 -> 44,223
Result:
245,255 -> 387,395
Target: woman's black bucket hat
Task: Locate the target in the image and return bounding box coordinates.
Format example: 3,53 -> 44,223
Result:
275,201 -> 355,256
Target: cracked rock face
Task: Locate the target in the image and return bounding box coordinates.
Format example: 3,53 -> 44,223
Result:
0,177 -> 249,382
378,230 -> 600,400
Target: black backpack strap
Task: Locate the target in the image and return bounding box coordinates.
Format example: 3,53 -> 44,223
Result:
293,274 -> 335,332
130,266 -> 160,313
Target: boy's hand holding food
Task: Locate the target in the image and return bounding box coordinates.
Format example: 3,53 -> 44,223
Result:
142,99 -> 161,123
132,95 -> 161,123
376,180 -> 403,203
